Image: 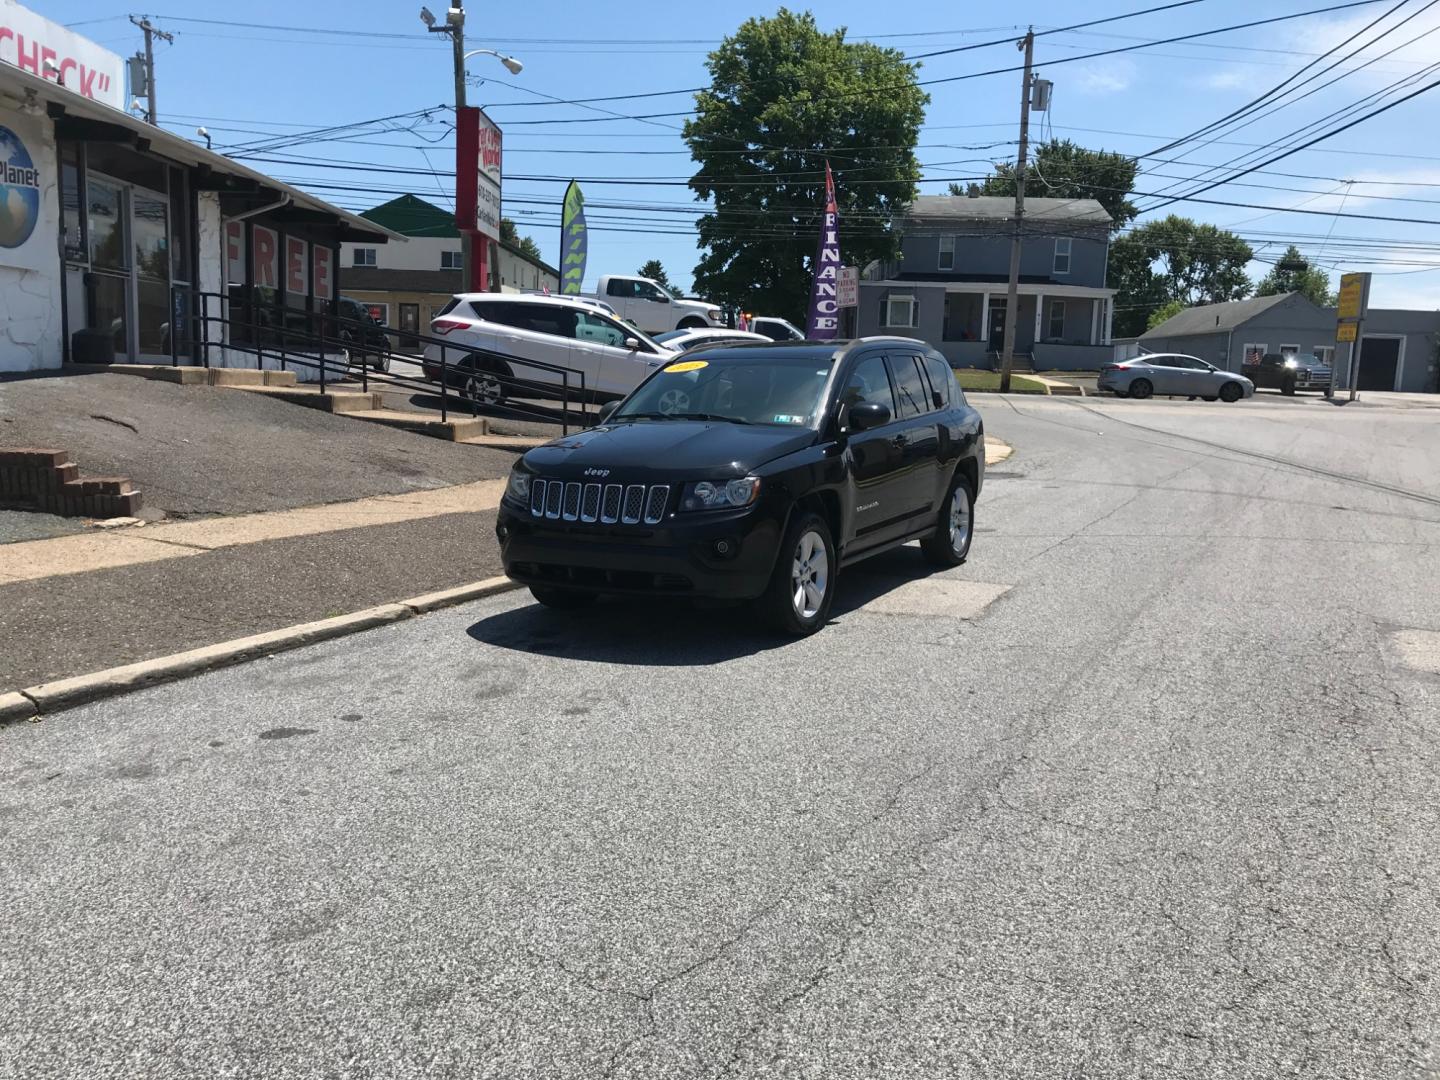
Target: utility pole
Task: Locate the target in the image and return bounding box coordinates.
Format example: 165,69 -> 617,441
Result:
429,3 -> 478,293
999,28 -> 1035,395
128,16 -> 173,125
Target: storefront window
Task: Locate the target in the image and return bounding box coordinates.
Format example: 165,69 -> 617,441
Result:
88,179 -> 127,270
137,278 -> 170,357
89,273 -> 128,355
60,143 -> 85,263
132,189 -> 169,281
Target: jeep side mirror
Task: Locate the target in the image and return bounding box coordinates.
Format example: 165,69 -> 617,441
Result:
624,337 -> 641,350
847,401 -> 890,432
597,401 -> 619,423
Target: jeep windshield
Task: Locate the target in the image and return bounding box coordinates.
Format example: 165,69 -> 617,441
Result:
612,353 -> 833,428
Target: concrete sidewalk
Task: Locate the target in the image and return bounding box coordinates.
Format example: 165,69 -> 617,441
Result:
0,482 -> 506,692
0,479 -> 502,585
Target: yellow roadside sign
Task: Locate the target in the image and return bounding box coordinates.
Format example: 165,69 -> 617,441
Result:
1337,273 -> 1366,320
1336,322 -> 1358,343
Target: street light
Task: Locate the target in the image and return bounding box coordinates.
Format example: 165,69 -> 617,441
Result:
419,6 -> 435,28
464,48 -> 523,75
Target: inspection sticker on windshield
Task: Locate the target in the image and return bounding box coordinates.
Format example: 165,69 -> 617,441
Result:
666,360 -> 708,373
773,414 -> 805,424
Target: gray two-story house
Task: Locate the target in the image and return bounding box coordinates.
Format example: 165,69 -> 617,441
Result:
855,195 -> 1117,371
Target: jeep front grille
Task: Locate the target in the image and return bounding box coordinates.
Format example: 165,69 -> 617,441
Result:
530,480 -> 670,526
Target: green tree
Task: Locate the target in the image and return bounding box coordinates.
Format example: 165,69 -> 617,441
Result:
952,139 -> 1139,231
685,9 -> 928,315
1146,298 -> 1186,331
1255,245 -> 1335,306
499,217 -> 542,262
637,259 -> 676,294
1109,215 -> 1253,337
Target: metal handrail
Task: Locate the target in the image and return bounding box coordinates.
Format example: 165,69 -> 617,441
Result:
170,286 -> 593,434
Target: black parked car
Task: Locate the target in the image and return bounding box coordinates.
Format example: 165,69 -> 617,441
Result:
496,339 -> 986,635
1241,351 -> 1333,395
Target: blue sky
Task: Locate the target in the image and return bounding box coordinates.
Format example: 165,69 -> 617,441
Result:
58,0 -> 1440,307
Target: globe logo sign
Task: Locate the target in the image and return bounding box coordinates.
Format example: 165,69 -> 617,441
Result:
0,127 -> 42,251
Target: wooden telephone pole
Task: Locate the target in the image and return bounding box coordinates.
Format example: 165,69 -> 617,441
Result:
128,17 -> 173,125
999,28 -> 1035,394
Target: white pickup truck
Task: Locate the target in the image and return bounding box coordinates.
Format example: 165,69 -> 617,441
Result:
586,275 -> 724,335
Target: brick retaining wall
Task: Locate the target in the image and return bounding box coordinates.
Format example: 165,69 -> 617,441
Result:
0,449 -> 142,519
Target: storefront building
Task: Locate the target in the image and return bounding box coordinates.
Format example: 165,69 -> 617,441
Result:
1,4 -> 399,378
338,194 -> 558,342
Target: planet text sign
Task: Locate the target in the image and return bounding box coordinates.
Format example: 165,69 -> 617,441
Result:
0,118 -> 46,272
455,106 -> 502,242
0,0 -> 125,111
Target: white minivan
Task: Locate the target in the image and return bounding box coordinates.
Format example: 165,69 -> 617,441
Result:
422,293 -> 671,406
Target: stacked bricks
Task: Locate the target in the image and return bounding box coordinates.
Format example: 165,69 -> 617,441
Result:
0,449 -> 143,519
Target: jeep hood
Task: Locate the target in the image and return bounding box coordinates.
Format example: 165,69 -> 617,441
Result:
522,420 -> 815,480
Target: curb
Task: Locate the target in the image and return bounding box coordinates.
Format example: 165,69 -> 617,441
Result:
2,575 -> 521,726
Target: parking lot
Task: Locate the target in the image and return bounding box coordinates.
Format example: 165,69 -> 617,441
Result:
6,395 -> 1440,1077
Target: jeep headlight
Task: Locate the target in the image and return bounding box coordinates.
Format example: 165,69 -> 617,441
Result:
680,477 -> 760,512
507,468 -> 531,501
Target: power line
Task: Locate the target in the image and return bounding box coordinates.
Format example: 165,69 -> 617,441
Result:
1139,73 -> 1440,213
1134,5 -> 1440,205
1141,0 -> 1421,158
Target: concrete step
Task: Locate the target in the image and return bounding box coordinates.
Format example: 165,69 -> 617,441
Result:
459,433 -> 551,451
206,368 -> 298,388
348,409 -> 489,441
67,363 -> 209,385
229,385 -> 382,414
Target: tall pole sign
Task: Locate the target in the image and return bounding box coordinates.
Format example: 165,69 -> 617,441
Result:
455,105 -> 502,290
804,161 -> 840,340
1334,271 -> 1370,402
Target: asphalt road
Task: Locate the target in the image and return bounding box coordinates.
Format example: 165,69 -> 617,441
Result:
4,395 -> 1440,1078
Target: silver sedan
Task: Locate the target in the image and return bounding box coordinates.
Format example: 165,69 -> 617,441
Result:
1099,354 -> 1255,402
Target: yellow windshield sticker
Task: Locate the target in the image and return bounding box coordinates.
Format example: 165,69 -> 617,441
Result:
665,360 -> 709,373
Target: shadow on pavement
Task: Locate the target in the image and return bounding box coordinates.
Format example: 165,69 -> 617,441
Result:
465,542 -> 947,666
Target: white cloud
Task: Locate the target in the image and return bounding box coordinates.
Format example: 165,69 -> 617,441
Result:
1201,68 -> 1250,91
1073,58 -> 1136,95
1293,7 -> 1440,87
1363,275 -> 1440,309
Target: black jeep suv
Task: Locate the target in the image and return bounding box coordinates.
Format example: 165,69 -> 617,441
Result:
496,339 -> 986,635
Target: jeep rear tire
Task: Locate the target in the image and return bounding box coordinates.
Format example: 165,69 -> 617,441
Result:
922,473 -> 975,568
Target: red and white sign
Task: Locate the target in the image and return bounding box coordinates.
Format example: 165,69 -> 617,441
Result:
312,245 -> 333,301
837,266 -> 858,309
223,220 -> 245,285
252,225 -> 278,290
0,0 -> 125,110
455,106 -> 502,242
285,235 -> 308,296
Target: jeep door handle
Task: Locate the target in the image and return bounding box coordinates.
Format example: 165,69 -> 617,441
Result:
891,434 -> 908,448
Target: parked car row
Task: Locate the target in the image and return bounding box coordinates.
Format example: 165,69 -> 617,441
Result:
422,294 -> 813,407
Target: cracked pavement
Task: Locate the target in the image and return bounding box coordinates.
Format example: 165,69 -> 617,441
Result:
3,395 -> 1440,1078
